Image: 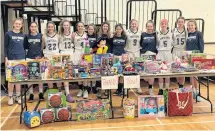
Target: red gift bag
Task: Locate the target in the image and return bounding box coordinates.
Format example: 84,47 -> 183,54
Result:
168,90 -> 193,116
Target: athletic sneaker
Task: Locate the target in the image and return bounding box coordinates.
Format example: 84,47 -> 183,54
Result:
66,94 -> 75,103
39,93 -> 45,101
83,90 -> 88,99
91,87 -> 97,94
148,88 -> 154,95
8,96 -> 13,106
193,90 -> 201,102
96,89 -> 102,98
15,96 -> 21,104
158,89 -> 163,95
77,89 -> 83,97
28,94 -> 34,103
137,88 -> 143,95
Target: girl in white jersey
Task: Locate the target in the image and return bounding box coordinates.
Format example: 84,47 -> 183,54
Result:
58,20 -> 75,103
125,19 -> 142,58
157,19 -> 173,95
72,22 -> 89,99
172,17 -> 187,89
42,21 -> 61,89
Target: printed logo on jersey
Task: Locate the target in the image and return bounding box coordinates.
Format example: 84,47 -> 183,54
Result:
12,36 -> 24,41
187,36 -> 196,41
28,39 -> 40,44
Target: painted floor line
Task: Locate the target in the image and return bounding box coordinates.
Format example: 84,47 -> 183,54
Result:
0,96 -> 5,101
156,118 -> 163,124
74,120 -> 215,130
0,104 -> 18,129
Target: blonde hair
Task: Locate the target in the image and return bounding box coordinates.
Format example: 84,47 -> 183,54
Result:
98,21 -> 111,38
129,19 -> 138,29
87,23 -> 97,35
13,18 -> 24,33
59,19 -> 71,36
187,19 -> 198,31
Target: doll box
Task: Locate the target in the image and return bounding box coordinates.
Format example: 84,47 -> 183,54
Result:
138,95 -> 165,118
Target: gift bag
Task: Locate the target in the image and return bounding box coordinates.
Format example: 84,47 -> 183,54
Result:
168,90 -> 193,116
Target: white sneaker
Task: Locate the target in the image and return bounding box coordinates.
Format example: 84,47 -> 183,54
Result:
15,96 -> 21,104
8,96 -> 13,106
77,89 -> 83,97
148,88 -> 154,95
83,90 -> 88,99
137,88 -> 143,94
96,89 -> 102,98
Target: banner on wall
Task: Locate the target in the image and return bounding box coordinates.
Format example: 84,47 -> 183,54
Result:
101,76 -> 118,90
124,75 -> 140,89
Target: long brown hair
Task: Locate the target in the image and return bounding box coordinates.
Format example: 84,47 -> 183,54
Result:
114,23 -> 126,38
59,19 -> 71,36
98,21 -> 111,38
13,18 -> 24,33
29,22 -> 38,34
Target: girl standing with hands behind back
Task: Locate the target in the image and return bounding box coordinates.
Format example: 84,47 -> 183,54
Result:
5,18 -> 25,105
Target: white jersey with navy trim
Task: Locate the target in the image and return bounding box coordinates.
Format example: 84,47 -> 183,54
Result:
172,28 -> 187,50
43,34 -> 59,55
59,33 -> 73,52
157,30 -> 173,51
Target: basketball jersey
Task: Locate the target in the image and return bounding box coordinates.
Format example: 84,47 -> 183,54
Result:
44,33 -> 59,54
59,33 -> 73,51
172,28 -> 187,50
125,29 -> 142,52
157,30 -> 173,51
73,32 -> 87,51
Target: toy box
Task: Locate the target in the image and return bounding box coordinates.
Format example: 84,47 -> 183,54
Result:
190,53 -> 207,65
7,60 -> 28,81
47,90 -> 67,108
144,61 -> 161,74
39,108 -> 55,124
62,55 -> 71,67
55,106 -> 72,121
181,51 -> 192,64
64,61 -> 73,79
40,60 -> 50,80
138,95 -> 165,118
76,99 -> 110,121
90,68 -> 101,77
48,66 -> 66,79
51,55 -> 62,66
93,54 -> 113,65
27,61 -> 41,80
101,57 -> 114,76
84,54 -> 93,64
193,59 -> 215,69
23,111 -> 40,128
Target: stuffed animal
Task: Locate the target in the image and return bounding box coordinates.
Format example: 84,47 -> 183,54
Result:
96,40 -> 108,54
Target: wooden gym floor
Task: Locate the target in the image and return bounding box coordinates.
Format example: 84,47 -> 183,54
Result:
1,79 -> 215,130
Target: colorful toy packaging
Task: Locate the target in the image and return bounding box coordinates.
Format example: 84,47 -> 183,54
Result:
90,68 -> 101,77
40,60 -> 50,80
64,61 -> 73,79
123,98 -> 135,119
193,59 -> 215,69
190,53 -> 207,65
27,61 -> 41,80
39,108 -> 55,124
144,61 -> 161,74
7,60 -> 28,82
55,106 -> 72,121
51,55 -> 62,66
138,95 -> 165,118
101,57 -> 114,76
23,111 -> 40,128
134,57 -> 145,74
76,99 -> 110,121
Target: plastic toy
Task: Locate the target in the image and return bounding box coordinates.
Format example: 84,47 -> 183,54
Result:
123,61 -> 138,75
39,108 -> 55,124
101,57 -> 114,76
65,61 -> 73,79
28,61 -> 41,80
10,61 -> 28,81
23,111 -> 40,128
84,38 -> 91,54
90,68 -> 101,77
48,66 -> 66,79
113,58 -> 123,74
55,106 -> 72,121
51,55 -> 62,66
96,40 -> 108,54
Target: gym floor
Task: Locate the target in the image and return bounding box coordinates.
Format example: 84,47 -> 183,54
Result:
1,80 -> 215,130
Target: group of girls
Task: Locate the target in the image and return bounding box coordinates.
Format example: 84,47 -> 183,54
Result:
4,16 -> 204,106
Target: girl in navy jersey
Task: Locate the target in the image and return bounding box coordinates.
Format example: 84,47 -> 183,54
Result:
58,20 -> 75,103
187,19 -> 204,101
112,24 -> 127,96
87,24 -> 97,93
25,22 -> 44,102
172,17 -> 187,89
4,18 -> 25,105
42,21 -> 61,89
140,20 -> 157,95
72,22 -> 89,99
157,19 -> 173,95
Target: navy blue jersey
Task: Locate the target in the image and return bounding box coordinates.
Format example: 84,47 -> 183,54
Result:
97,34 -> 112,53
112,35 -> 127,56
140,32 -> 157,54
4,31 -> 25,60
25,33 -> 43,59
87,34 -> 97,48
186,31 -> 204,53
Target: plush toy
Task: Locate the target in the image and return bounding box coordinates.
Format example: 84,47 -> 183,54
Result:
84,38 -> 91,54
96,40 -> 108,54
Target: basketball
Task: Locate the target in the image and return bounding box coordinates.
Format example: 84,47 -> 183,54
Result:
41,110 -> 54,123
49,95 -> 62,108
58,108 -> 70,121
